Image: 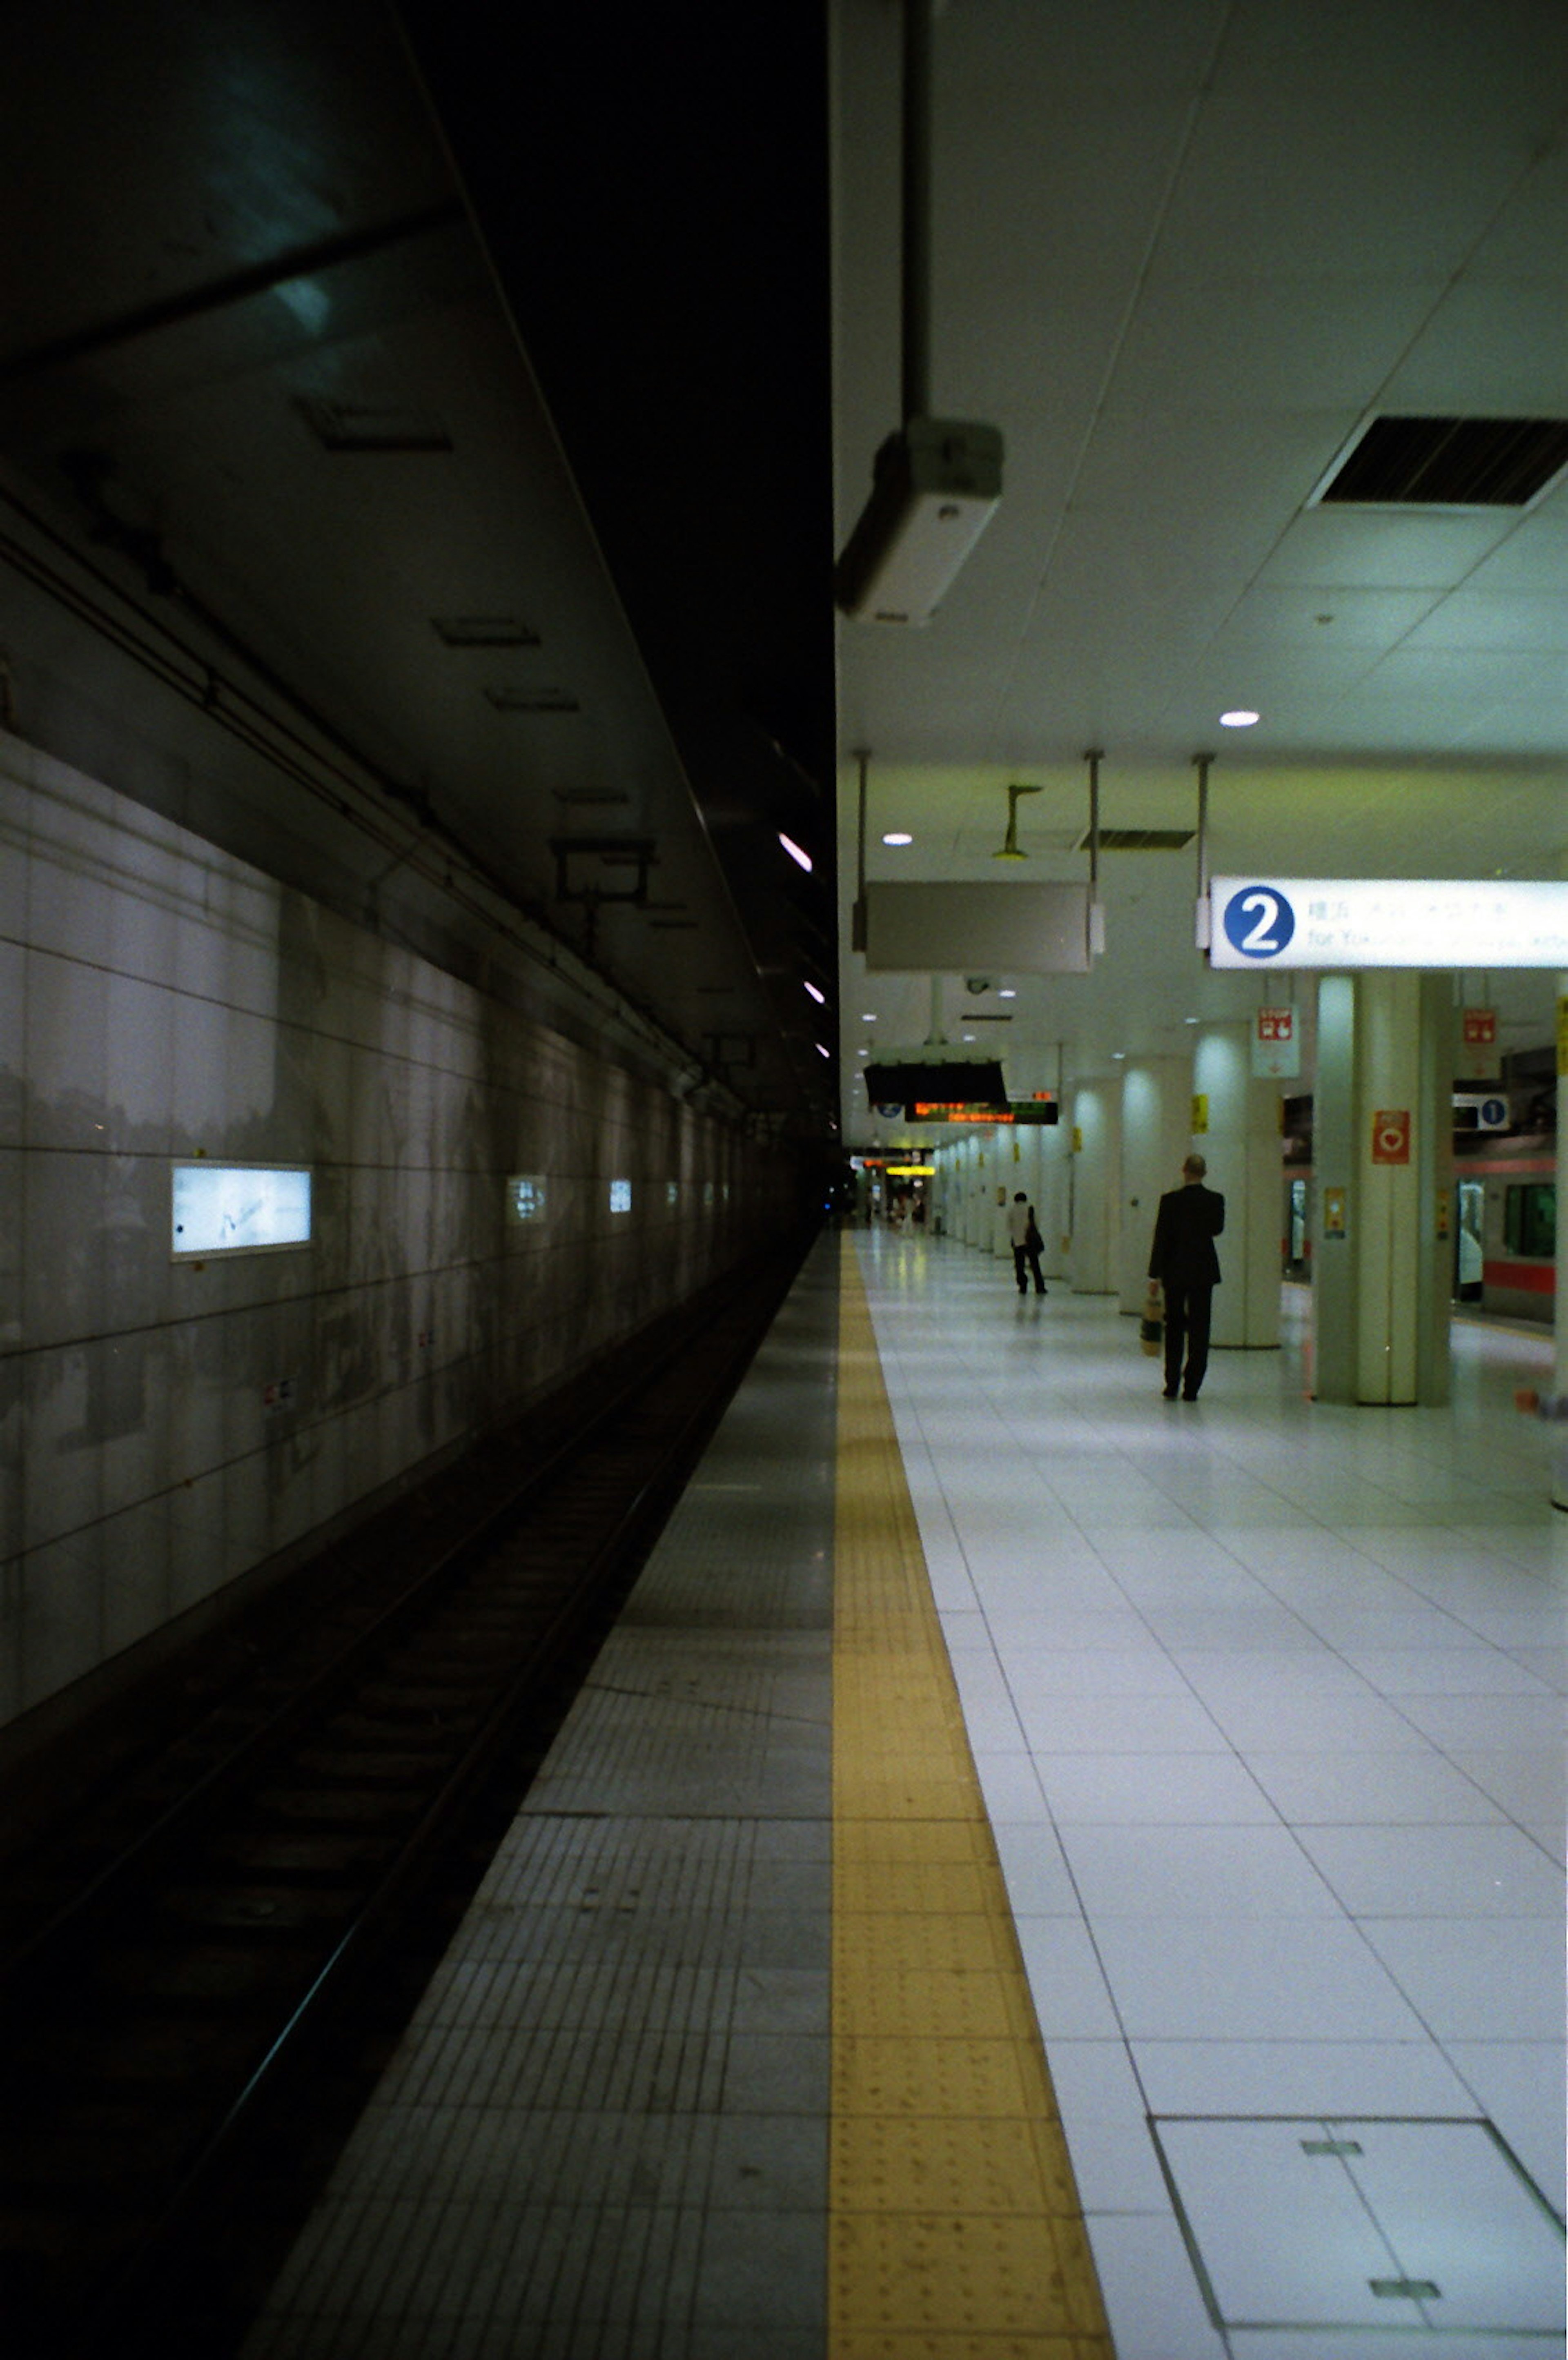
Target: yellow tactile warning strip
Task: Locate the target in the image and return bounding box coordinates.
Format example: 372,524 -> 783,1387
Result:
831,1239 -> 1116,2360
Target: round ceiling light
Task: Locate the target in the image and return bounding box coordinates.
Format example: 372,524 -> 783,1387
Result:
1219,708 -> 1260,728
882,830 -> 913,846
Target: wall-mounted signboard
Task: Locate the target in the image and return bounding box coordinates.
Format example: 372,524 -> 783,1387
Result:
1209,878 -> 1568,971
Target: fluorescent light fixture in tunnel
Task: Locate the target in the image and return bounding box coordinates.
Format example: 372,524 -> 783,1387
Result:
804,980 -> 826,1004
779,832 -> 813,872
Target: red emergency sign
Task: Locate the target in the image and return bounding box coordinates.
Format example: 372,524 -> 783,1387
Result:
1371,1109 -> 1411,1164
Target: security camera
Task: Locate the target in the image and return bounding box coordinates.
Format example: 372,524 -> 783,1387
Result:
966,977 -> 991,995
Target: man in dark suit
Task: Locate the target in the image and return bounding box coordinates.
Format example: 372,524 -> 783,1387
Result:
1148,1153 -> 1225,1400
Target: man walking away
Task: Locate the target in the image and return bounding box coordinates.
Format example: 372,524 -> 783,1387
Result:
1148,1153 -> 1224,1399
1007,1191 -> 1048,1296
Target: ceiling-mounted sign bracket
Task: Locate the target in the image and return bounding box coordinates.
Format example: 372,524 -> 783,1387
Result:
550,836 -> 657,906
994,781 -> 1040,860
1193,752 -> 1215,950
1084,748 -> 1105,956
550,835 -> 657,959
852,747 -> 871,950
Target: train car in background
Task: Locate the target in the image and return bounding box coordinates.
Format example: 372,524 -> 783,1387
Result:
1454,1133 -> 1557,1324
1280,1070 -> 1557,1324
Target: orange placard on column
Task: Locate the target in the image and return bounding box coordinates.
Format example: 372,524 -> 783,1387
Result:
1371,1109 -> 1411,1164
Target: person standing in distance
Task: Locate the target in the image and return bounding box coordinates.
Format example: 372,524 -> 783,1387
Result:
1148,1153 -> 1224,1400
1007,1191 -> 1047,1296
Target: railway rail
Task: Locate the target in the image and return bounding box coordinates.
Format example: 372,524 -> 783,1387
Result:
0,1238 -> 812,2359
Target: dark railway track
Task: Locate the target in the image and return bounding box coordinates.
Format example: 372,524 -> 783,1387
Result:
0,1240 -> 811,2360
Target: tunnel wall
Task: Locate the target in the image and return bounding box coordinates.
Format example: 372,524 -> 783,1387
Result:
0,732 -> 797,1731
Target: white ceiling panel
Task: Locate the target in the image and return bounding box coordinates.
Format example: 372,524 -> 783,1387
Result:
1107,280 -> 1451,411
1380,281 -> 1568,411
1253,510 -> 1519,589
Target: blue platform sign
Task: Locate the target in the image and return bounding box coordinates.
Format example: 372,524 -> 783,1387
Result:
1209,877 -> 1568,970
1221,884 -> 1296,961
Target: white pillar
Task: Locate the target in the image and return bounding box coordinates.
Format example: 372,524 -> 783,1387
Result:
1313,971 -> 1452,1406
1036,1111 -> 1069,1277
1192,1022 -> 1283,1350
1069,1080 -> 1121,1294
1119,1057 -> 1189,1314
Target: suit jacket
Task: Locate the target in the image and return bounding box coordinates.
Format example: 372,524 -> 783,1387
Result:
1149,1182 -> 1225,1289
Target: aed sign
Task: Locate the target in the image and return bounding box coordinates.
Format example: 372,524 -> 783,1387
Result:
1210,877 -> 1568,970
1371,1109 -> 1411,1164
1461,1008 -> 1497,1046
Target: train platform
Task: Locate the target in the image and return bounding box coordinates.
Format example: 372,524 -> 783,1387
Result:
241,1230 -> 1566,2360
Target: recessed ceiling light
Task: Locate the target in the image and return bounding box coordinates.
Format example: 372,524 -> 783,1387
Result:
433,616 -> 539,648
862,1013 -> 877,1022
962,1033 -> 975,1042
815,1042 -> 831,1059
882,830 -> 913,846
486,684 -> 579,713
804,980 -> 825,1005
780,832 -> 813,872
1219,709 -> 1260,728
1111,1051 -> 1127,1060
998,988 -> 1016,999
300,397 -> 452,452
1184,1015 -> 1201,1024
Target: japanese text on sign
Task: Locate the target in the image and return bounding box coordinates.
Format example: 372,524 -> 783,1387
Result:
1210,878 -> 1568,970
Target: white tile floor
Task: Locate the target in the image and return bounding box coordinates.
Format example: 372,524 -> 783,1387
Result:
855,1231 -> 1566,2360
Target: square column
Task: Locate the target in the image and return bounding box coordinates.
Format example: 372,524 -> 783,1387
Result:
1068,1080 -> 1121,1294
1313,971 -> 1453,1406
1119,1057 -> 1190,1314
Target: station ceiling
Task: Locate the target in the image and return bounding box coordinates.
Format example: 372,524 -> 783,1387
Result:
833,0 -> 1568,1142
2,2 -> 1563,1156
0,0 -> 837,1132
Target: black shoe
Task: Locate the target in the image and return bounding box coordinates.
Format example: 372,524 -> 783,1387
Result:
1035,1287 -> 1048,1295
1162,1386 -> 1178,1400
1182,1389 -> 1200,1401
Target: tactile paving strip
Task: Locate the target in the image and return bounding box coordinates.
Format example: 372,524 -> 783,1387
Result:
830,1241 -> 1114,2356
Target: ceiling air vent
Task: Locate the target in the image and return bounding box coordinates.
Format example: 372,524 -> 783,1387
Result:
299,399 -> 453,453
433,616 -> 539,648
484,685 -> 580,714
1078,828 -> 1195,852
1316,415 -> 1568,508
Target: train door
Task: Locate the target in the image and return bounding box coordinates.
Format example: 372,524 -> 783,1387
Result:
1285,1177 -> 1308,1277
1455,1179 -> 1484,1301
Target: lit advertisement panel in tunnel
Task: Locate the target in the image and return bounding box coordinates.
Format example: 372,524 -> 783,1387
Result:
170,1165 -> 312,1259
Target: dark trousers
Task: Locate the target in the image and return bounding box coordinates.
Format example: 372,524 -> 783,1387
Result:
1012,1243 -> 1045,1294
1163,1282 -> 1214,1395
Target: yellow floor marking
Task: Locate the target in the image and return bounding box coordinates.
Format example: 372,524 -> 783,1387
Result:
831,1239 -> 1114,2357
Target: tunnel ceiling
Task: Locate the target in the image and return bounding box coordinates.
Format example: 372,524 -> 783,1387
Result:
0,0 -> 838,1134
